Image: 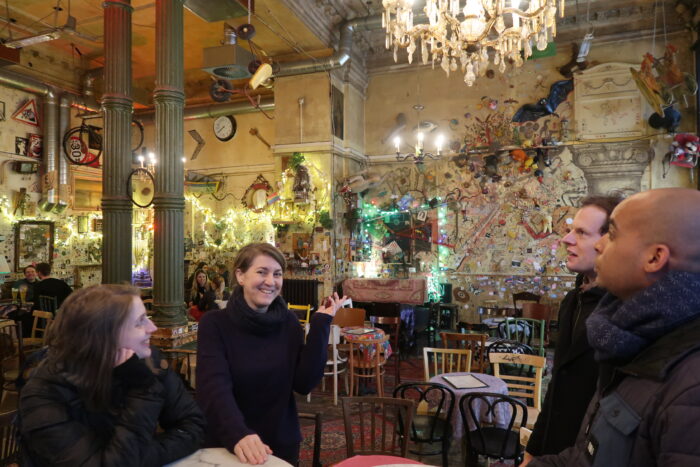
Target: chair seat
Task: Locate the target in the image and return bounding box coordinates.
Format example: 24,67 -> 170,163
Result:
411,414 -> 452,442
466,426 -> 521,459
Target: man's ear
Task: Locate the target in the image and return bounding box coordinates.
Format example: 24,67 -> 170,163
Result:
644,244 -> 671,273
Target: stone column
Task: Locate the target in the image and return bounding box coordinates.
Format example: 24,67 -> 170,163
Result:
152,0 -> 186,326
101,0 -> 133,284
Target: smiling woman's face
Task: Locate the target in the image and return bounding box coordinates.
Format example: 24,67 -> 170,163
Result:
235,254 -> 283,312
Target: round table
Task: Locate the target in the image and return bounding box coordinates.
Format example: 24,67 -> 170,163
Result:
164,448 -> 292,466
429,372 -> 510,439
341,326 -> 392,360
334,454 -> 425,466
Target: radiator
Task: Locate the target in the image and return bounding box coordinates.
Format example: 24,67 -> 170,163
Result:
282,279 -> 320,310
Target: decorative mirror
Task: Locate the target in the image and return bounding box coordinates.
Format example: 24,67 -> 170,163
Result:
14,220 -> 54,272
128,168 -> 155,208
242,174 -> 272,213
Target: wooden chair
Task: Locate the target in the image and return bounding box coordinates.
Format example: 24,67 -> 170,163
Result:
288,304 -> 312,325
489,352 -> 546,429
522,303 -> 552,345
372,316 -> 401,385
0,410 -> 20,466
0,321 -> 23,410
161,349 -> 197,395
394,382 -> 456,467
459,392 -> 527,466
332,308 -> 366,328
440,332 -> 488,373
341,396 -> 415,458
37,295 -> 58,315
423,347 -> 472,381
298,412 -> 322,467
512,291 -> 541,312
348,335 -> 389,397
498,318 -> 546,356
305,324 -> 348,406
23,310 -> 54,350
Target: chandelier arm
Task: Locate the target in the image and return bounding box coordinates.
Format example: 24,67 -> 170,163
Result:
501,6 -> 550,19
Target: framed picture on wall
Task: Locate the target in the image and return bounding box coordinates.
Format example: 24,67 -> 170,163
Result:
15,136 -> 28,156
28,134 -> 42,159
14,220 -> 54,272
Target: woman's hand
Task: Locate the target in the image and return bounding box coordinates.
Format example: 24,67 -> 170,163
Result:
233,434 -> 272,465
316,292 -> 348,317
114,348 -> 135,367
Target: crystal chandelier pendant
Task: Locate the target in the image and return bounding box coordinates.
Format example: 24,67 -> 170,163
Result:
382,0 -> 565,86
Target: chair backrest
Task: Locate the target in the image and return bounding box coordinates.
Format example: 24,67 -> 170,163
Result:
38,295 -> 58,315
489,352 -> 546,410
498,318 -> 546,356
298,412 -> 322,467
521,303 -> 551,322
0,320 -> 23,366
440,332 -> 488,373
372,316 -> 400,355
332,308 -> 366,328
161,349 -> 197,394
341,396 -> 415,457
348,335 -> 389,368
459,392 -> 527,461
423,347 -> 472,381
393,382 -> 455,443
0,409 -> 20,465
30,310 -> 54,343
288,304 -> 312,325
512,291 -> 541,310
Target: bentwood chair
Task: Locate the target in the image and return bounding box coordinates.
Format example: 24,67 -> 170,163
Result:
489,352 -> 546,429
341,396 -> 415,458
459,392 -> 527,466
512,292 -> 541,312
498,318 -> 546,356
332,308 -> 366,328
394,382 -> 456,467
372,316 -> 401,385
298,412 -> 322,467
440,332 -> 489,373
348,335 -> 389,397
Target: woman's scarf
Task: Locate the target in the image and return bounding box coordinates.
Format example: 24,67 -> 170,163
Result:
226,286 -> 289,335
587,271 -> 700,361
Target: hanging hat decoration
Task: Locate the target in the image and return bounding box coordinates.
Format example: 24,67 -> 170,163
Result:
453,287 -> 470,303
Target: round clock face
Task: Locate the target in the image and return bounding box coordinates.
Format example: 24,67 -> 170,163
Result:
213,115 -> 237,142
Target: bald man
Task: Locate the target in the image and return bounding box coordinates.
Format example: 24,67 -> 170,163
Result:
530,188 -> 700,467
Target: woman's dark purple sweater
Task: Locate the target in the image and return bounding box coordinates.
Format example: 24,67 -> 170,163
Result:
196,304 -> 331,454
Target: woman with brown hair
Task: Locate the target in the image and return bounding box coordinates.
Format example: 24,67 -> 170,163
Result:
19,284 -> 205,466
196,242 -> 346,465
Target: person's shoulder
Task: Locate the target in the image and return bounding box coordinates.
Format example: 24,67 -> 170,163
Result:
199,308 -> 230,328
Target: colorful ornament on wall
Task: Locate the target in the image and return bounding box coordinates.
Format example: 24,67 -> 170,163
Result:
12,99 -> 39,127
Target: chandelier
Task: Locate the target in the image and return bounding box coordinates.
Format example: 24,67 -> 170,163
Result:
382,0 -> 565,86
394,130 -> 444,165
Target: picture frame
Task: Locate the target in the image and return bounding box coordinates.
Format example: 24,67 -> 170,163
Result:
14,136 -> 28,156
28,134 -> 42,159
14,220 -> 54,272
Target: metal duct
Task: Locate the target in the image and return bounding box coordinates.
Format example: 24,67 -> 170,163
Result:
273,15 -> 384,77
135,95 -> 274,123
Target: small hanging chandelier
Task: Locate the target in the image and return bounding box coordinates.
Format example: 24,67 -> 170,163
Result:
382,0 -> 565,86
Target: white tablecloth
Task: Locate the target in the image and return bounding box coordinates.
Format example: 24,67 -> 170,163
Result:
165,448 -> 292,466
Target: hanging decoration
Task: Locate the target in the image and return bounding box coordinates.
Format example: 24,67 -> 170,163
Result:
12,99 -> 39,127
241,174 -> 273,213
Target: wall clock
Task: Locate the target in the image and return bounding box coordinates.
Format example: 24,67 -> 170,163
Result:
213,115 -> 237,142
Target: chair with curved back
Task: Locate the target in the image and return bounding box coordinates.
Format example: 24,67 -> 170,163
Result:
393,382 -> 455,467
486,338 -> 536,378
498,318 -> 546,356
298,412 -> 322,467
440,332 -> 488,373
37,295 -> 59,315
459,392 -> 527,466
522,303 -> 552,345
348,335 -> 389,397
341,396 -> 415,458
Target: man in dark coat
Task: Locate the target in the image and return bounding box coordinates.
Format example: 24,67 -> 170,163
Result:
524,195 -> 621,462
530,188 -> 700,466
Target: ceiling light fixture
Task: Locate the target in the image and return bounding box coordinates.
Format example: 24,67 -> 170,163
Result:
382,0 -> 565,86
3,15 -> 98,49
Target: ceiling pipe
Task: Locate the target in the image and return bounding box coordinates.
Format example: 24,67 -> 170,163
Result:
272,13 -> 427,78
135,95 -> 274,123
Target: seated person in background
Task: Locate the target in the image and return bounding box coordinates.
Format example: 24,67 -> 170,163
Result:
33,262 -> 72,311
211,274 -> 230,302
14,265 -> 39,304
19,284 -> 205,466
185,261 -> 208,291
188,269 -> 213,321
216,263 -> 230,288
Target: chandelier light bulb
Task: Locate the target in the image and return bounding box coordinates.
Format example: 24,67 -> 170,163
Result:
436,134 -> 444,154
394,136 -> 401,152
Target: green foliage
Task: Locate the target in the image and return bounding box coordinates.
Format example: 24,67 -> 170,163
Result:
289,152 -> 306,170
318,210 -> 333,229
